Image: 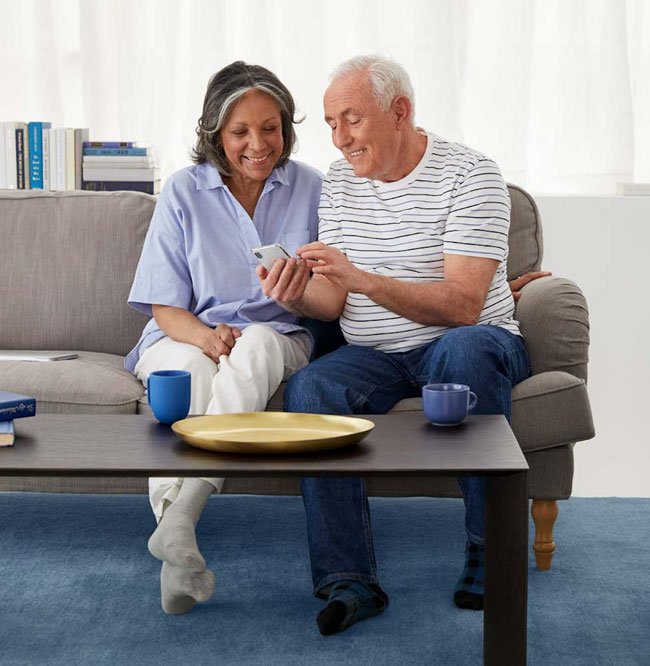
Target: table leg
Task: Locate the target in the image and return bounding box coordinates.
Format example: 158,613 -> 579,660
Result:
484,471 -> 528,665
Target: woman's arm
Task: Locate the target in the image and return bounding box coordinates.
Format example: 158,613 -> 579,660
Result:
152,305 -> 241,363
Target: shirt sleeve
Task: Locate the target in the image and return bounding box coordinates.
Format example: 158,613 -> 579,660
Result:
127,186 -> 193,316
443,158 -> 511,262
317,172 -> 345,249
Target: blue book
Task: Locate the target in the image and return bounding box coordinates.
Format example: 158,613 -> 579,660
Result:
0,391 -> 36,422
83,147 -> 150,156
28,121 -> 52,189
0,420 -> 14,446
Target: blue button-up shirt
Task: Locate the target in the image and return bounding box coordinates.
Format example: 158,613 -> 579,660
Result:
124,160 -> 322,371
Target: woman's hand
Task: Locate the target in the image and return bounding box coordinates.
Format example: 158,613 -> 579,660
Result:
200,323 -> 242,362
509,271 -> 552,302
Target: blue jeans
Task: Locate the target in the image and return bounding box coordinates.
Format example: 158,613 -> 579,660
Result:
286,325 -> 530,595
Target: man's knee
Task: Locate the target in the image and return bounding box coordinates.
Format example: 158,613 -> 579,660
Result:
434,326 -> 503,370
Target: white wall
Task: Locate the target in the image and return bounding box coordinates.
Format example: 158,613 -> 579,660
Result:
534,195 -> 650,497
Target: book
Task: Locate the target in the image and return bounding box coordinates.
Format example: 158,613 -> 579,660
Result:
15,125 -> 27,189
4,123 -> 17,189
65,128 -> 75,190
74,128 -> 89,190
82,180 -> 161,195
0,123 -> 6,189
0,420 -> 14,446
82,166 -> 160,181
83,146 -> 151,157
82,156 -> 155,166
0,390 -> 36,422
616,182 -> 650,196
28,121 -> 51,189
83,141 -> 135,148
47,128 -> 57,190
42,128 -> 51,190
0,351 -> 79,362
55,128 -> 67,191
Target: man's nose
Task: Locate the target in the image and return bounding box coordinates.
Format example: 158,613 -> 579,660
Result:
333,125 -> 351,149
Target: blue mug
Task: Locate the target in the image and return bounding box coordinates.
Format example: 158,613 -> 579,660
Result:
147,370 -> 191,425
422,383 -> 477,426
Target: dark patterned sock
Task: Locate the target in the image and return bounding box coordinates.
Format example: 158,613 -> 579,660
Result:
317,581 -> 389,635
454,540 -> 485,610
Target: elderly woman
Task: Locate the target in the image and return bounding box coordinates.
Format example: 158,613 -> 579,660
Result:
125,62 -> 321,615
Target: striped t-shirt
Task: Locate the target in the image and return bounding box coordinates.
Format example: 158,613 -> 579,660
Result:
318,131 -> 520,353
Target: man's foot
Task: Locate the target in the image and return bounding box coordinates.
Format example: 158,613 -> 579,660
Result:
453,540 -> 484,610
160,562 -> 215,614
317,581 -> 389,635
148,501 -> 206,571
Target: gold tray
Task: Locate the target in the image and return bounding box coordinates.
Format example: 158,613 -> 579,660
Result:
172,412 -> 375,454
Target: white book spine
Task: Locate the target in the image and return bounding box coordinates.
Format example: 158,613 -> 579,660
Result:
0,122 -> 6,189
82,156 -> 155,166
65,128 -> 75,190
82,166 -> 160,181
56,128 -> 66,191
4,122 -> 17,189
49,128 -> 58,189
42,128 -> 50,190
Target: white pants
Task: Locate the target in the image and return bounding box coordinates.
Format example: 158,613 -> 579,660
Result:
134,324 -> 311,521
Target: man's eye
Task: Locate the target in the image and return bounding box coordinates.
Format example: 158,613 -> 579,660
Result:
349,118 -> 361,126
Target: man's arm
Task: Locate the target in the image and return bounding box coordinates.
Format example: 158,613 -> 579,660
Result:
299,243 -> 498,327
256,259 -> 347,321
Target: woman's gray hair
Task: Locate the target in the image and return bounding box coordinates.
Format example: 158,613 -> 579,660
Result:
331,55 -> 415,123
192,61 -> 301,176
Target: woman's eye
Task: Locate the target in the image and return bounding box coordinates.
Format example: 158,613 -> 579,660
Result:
264,127 -> 278,133
232,130 -> 247,136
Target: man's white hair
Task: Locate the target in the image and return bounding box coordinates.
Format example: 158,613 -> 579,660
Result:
331,55 -> 415,123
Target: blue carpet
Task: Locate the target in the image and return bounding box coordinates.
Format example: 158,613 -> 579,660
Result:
0,494 -> 647,666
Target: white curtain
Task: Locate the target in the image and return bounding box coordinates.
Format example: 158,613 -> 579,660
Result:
1,0 -> 648,193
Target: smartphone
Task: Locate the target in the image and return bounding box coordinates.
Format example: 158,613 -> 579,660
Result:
252,243 -> 292,271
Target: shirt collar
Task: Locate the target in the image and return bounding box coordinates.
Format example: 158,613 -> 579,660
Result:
195,161 -> 290,191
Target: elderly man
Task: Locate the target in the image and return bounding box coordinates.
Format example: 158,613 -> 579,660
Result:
258,55 -> 531,635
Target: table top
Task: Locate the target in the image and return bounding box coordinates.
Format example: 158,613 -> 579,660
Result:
0,413 -> 528,477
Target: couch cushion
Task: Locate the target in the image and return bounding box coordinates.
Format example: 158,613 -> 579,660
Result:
0,352 -> 144,414
0,190 -> 153,355
506,184 -> 543,280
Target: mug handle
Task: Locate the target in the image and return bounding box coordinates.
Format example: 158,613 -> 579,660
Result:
147,376 -> 151,399
468,391 -> 478,412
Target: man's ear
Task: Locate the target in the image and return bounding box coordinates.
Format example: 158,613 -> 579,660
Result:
391,95 -> 412,127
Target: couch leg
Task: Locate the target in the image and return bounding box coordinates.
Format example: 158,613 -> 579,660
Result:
531,499 -> 559,571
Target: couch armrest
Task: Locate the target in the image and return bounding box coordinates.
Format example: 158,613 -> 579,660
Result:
514,276 -> 590,382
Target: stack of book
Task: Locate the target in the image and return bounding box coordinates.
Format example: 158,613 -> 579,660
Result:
0,122 -> 89,191
81,142 -> 160,194
0,390 -> 37,447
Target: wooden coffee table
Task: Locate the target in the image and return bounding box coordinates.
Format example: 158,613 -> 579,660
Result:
1,413 -> 528,665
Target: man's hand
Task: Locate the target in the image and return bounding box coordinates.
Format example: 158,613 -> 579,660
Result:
509,271 -> 552,302
200,324 -> 241,363
297,242 -> 367,293
256,258 -> 312,312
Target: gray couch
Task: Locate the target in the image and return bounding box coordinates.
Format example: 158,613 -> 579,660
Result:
0,187 -> 594,569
